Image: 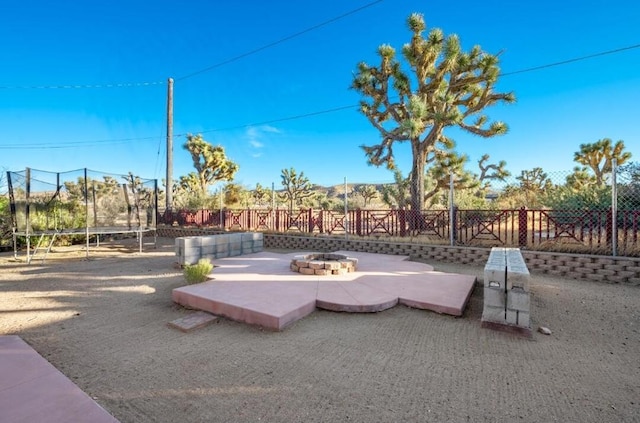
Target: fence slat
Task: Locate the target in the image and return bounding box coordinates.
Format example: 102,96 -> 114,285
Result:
156,207 -> 636,256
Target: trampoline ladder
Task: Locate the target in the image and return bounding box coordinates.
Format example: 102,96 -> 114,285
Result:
28,232 -> 57,264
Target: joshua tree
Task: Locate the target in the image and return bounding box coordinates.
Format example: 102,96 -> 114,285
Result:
279,168 -> 313,213
574,138 -> 631,186
183,133 -> 238,196
352,13 -> 514,216
354,185 -> 379,207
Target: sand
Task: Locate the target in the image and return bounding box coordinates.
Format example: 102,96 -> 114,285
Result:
0,237 -> 638,423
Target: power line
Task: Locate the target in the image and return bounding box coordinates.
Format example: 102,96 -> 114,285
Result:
190,104 -> 358,135
175,0 -> 386,81
175,43 -> 640,136
0,1 -> 385,90
0,81 -> 165,90
501,43 -> 640,76
3,41 -> 637,148
0,135 -> 163,150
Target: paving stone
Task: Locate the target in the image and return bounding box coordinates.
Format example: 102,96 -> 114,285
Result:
299,267 -> 315,275
168,312 -> 218,333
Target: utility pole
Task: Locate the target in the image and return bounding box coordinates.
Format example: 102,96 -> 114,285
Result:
165,77 -> 174,211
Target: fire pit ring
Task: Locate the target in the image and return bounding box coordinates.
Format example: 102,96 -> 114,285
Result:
290,253 -> 358,276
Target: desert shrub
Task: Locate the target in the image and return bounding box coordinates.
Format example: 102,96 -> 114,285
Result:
542,185 -> 610,210
183,258 -> 213,284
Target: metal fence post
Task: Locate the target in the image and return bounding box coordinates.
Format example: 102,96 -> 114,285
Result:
612,158 -> 618,256
449,172 -> 454,246
344,177 -> 349,240
219,187 -> 223,230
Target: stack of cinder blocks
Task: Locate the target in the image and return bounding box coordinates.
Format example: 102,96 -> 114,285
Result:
482,247 -> 531,333
175,232 -> 263,266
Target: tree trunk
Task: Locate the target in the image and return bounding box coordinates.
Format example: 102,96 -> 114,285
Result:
409,141 -> 427,212
408,141 -> 427,230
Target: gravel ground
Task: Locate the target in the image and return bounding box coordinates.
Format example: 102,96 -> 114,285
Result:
0,238 -> 639,423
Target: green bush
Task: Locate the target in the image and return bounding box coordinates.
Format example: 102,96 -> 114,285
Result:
183,258 -> 214,284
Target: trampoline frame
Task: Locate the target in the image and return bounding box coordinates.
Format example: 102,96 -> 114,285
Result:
7,168 -> 159,264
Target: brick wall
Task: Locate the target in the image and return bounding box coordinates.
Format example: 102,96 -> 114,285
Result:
156,228 -> 640,286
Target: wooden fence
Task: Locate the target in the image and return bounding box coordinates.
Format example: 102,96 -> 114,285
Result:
158,207 -> 640,256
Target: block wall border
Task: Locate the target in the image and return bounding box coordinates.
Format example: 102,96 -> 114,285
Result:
156,228 -> 640,286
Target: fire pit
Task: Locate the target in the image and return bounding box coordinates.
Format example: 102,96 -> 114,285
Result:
290,253 -> 358,276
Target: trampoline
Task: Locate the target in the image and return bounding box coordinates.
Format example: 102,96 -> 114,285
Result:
6,168 -> 158,263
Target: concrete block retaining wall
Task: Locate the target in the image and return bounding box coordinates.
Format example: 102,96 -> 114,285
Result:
174,232 -> 263,265
157,228 -> 640,285
262,234 -> 640,285
482,247 -> 531,329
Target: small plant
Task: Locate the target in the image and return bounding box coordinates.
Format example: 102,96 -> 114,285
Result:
183,258 -> 214,284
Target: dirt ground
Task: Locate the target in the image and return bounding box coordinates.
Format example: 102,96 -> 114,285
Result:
0,237 -> 638,423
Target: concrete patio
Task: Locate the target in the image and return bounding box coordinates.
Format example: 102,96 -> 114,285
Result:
0,336 -> 119,423
172,250 -> 477,330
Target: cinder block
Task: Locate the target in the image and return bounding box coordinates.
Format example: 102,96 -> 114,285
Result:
200,236 -> 215,247
627,277 -> 640,286
215,250 -> 230,259
182,253 -> 202,266
484,266 -> 506,289
507,287 -> 530,311
482,305 -> 506,323
484,287 -> 506,308
506,309 -> 530,327
585,273 -> 605,282
213,234 -> 230,245
215,243 -> 229,254
201,245 -> 216,255
486,251 -> 506,263
604,264 -> 625,272
554,265 -> 572,273
506,269 -> 530,291
179,237 -> 202,249
241,232 -> 263,242
201,252 -> 216,261
517,311 -> 530,328
506,251 -> 527,269
527,258 -> 546,267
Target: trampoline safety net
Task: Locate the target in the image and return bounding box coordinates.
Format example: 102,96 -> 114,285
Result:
7,168 -> 158,236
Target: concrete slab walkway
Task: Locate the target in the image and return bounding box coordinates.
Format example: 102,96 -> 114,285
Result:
0,336 -> 119,423
173,251 -> 476,330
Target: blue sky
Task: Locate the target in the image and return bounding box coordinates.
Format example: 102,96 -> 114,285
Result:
1,0 -> 639,193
